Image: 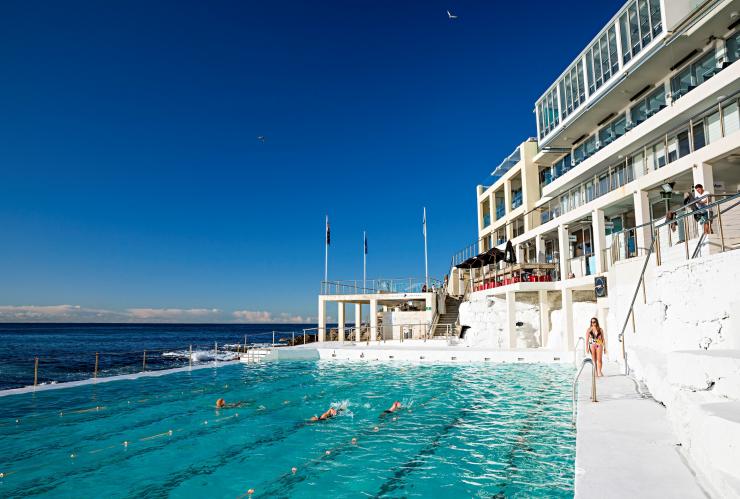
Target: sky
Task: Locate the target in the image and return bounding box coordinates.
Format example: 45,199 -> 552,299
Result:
0,0 -> 623,323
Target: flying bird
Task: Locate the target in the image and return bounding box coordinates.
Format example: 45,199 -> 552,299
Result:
257,135 -> 266,143
447,10 -> 458,20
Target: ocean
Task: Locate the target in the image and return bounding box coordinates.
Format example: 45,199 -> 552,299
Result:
0,323 -> 319,391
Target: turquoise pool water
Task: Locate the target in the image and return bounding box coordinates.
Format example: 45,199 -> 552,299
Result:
0,361 -> 576,498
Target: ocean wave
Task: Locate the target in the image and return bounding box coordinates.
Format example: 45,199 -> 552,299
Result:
161,350 -> 238,362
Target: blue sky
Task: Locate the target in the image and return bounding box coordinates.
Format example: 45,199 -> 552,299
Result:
0,0 -> 622,322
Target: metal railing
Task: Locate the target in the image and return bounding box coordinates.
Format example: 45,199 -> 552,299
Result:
572,357 -> 597,423
320,277 -> 443,295
616,192 -> 740,374
312,323 -> 436,344
533,90 -> 740,227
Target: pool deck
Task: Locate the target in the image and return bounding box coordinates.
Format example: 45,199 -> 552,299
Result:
267,340 -> 573,364
575,360 -> 709,498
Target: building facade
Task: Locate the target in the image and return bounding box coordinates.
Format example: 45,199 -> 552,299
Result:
454,0 -> 740,351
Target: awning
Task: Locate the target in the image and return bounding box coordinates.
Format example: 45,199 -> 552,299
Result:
454,247 -> 505,269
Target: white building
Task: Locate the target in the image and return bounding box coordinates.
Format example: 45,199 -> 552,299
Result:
450,0 -> 740,354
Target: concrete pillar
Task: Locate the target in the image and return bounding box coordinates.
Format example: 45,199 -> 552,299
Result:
488,193 -> 496,226
562,288 -> 574,350
592,209 -> 607,274
337,302 -> 345,342
354,303 -> 362,342
558,224 -> 570,280
633,190 -> 651,254
515,243 -> 524,264
477,197 -> 484,232
692,162 -> 715,192
318,298 -> 327,342
504,180 -> 512,217
535,234 -> 544,263
369,299 -> 378,343
506,291 -> 517,348
539,290 -> 550,348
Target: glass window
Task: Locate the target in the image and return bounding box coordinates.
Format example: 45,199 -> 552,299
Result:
630,151 -> 644,178
561,194 -> 570,213
651,140 -> 666,169
631,99 -> 648,124
706,111 -> 722,143
728,31 -> 740,63
576,63 -> 585,103
671,66 -> 693,98
638,0 -> 651,47
629,2 -> 641,56
608,26 -> 619,74
694,50 -> 717,85
585,180 -> 594,202
586,52 -> 595,94
593,43 -> 603,89
598,173 -> 609,196
692,120 -> 706,150
722,101 -> 739,136
619,13 -> 631,64
667,130 -> 690,163
649,0 -> 662,36
600,34 -> 611,82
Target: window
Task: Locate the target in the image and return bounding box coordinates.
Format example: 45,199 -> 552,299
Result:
630,86 -> 665,124
585,180 -> 595,202
670,49 -> 718,100
598,173 -> 609,196
728,31 -> 740,63
611,163 -> 626,189
585,24 -> 620,92
537,87 -> 560,139
599,113 -> 626,145
692,120 -> 706,150
667,129 -> 690,163
619,13 -> 631,64
650,140 -> 666,169
630,151 -> 645,178
722,101 -> 739,136
649,0 -> 662,36
706,111 -> 722,143
638,0 -> 651,47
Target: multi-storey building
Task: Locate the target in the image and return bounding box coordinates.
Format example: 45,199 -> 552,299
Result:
452,0 -> 740,351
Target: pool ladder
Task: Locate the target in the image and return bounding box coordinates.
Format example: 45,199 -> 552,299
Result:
572,357 -> 597,423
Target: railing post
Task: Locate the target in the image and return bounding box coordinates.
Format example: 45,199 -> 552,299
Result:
272,331 -> 275,346
684,216 -> 690,260
303,329 -> 307,345
94,352 -> 99,380
189,345 -> 193,368
717,205 -> 725,252
591,361 -> 598,402
292,331 -> 295,345
142,350 -> 147,371
33,357 -> 39,387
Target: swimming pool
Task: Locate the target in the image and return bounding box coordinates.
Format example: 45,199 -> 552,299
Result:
0,361 -> 576,498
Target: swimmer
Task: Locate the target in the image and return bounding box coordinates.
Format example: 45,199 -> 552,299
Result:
380,401 -> 402,417
215,398 -> 246,409
309,406 -> 340,421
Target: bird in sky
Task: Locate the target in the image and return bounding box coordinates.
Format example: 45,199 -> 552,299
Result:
257,135 -> 266,143
447,10 -> 458,20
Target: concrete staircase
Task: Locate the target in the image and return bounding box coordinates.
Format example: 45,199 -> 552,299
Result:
433,296 -> 462,336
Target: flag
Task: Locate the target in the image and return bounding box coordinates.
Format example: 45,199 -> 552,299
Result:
422,207 -> 427,237
364,232 -> 368,254
326,216 -> 330,245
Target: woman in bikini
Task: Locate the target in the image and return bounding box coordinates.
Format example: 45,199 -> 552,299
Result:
585,318 -> 606,376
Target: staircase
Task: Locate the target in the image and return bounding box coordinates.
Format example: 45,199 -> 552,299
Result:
433,296 -> 462,337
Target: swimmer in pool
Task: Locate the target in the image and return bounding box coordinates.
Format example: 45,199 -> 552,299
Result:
380,401 -> 402,417
310,406 -> 341,421
215,398 -> 245,409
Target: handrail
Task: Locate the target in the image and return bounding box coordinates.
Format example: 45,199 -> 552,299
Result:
572,357 -> 597,423
617,192 -> 740,374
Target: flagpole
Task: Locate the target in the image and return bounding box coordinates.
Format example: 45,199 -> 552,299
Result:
423,207 -> 429,288
325,215 -> 329,285
363,231 -> 367,291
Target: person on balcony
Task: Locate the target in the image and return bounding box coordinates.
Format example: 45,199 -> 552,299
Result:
694,184 -> 713,235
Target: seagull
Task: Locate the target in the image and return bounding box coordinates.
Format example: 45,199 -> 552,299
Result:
257,135 -> 266,143
447,10 -> 458,20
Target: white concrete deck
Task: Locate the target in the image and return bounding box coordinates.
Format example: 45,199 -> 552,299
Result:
269,340 -> 573,363
575,360 -> 709,498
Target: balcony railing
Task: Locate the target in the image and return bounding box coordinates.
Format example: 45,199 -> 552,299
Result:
320,278 -> 443,295
479,146 -> 521,189
532,90 -> 740,227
